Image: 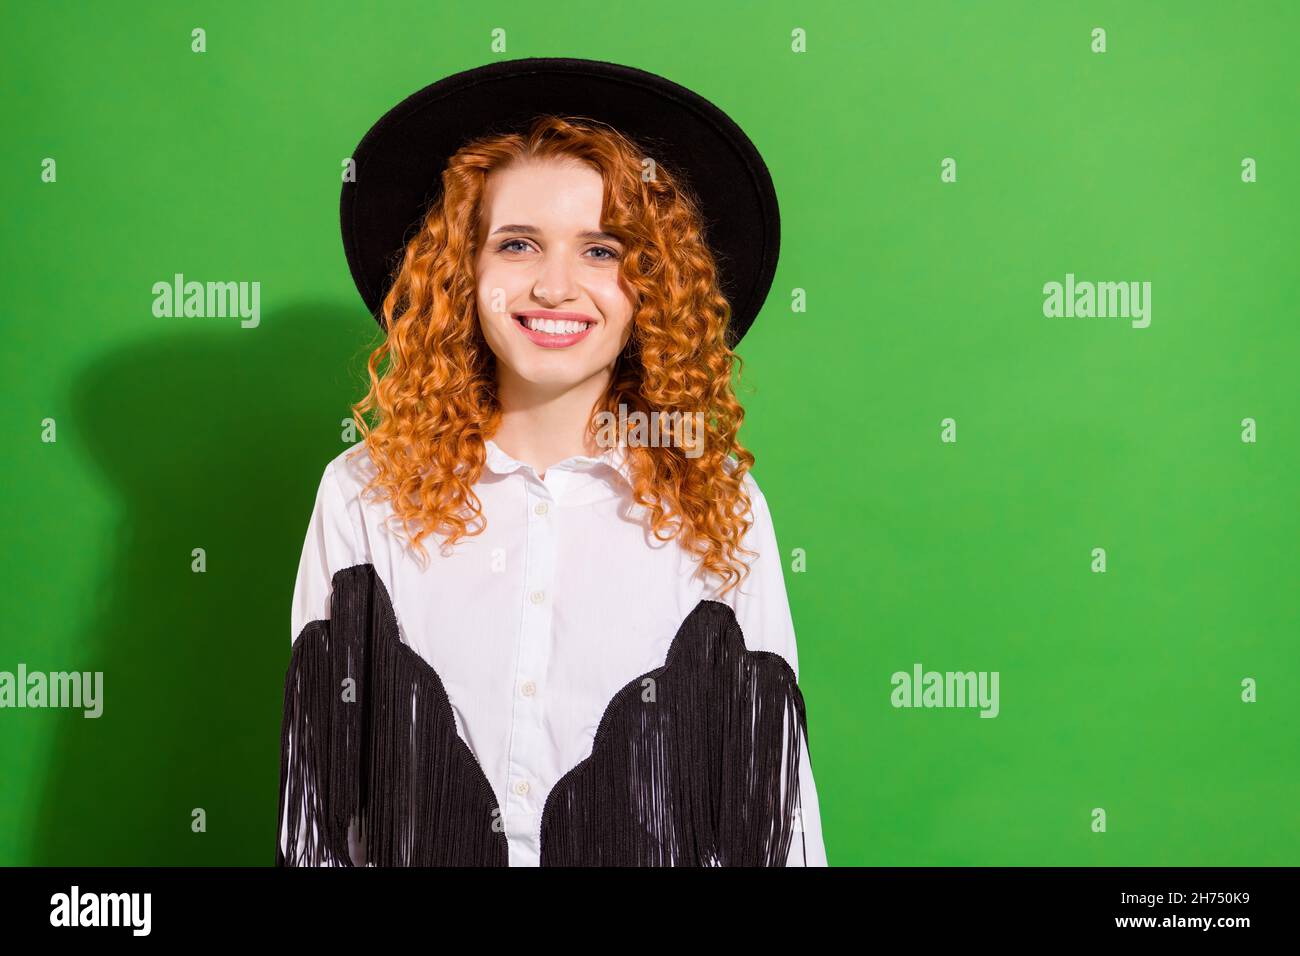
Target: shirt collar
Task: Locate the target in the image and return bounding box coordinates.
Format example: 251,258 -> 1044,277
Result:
483,438 -> 633,489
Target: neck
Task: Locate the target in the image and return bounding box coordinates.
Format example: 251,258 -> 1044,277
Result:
492,367 -> 612,478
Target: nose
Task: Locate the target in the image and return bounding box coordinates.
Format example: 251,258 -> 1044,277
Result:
530,248 -> 579,306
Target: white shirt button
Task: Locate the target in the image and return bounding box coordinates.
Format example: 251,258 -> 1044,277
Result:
520,680 -> 536,697
514,780 -> 530,796
534,501 -> 549,516
530,589 -> 545,604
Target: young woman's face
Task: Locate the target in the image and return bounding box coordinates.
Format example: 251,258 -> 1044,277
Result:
474,157 -> 637,393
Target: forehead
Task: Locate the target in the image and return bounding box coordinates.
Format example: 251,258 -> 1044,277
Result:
480,156 -> 606,227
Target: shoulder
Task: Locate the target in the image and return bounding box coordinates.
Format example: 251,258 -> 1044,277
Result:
321,441 -> 379,504
306,442 -> 379,560
721,453 -> 766,499
721,455 -> 773,531
707,460 -> 798,667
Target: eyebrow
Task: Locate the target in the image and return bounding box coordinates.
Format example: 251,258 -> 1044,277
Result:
489,224 -> 624,244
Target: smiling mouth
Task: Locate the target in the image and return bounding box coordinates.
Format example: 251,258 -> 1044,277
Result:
513,314 -> 596,335
510,313 -> 597,349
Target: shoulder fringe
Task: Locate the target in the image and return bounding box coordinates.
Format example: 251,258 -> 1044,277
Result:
539,600 -> 809,866
276,564 -> 508,866
276,568 -> 809,866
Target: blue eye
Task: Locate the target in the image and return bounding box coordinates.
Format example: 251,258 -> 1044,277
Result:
495,239 -> 620,260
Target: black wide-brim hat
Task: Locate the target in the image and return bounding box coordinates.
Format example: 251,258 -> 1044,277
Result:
340,57 -> 780,347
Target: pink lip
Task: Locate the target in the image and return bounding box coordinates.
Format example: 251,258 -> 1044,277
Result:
512,311 -> 597,349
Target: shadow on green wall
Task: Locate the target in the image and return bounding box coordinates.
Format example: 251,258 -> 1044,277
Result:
32,302 -> 381,864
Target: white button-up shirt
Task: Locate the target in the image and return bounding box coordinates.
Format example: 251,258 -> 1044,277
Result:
285,438 -> 828,866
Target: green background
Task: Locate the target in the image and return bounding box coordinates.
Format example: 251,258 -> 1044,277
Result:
2,0 -> 1296,866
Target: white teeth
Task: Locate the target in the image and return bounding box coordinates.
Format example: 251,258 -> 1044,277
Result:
522,317 -> 588,335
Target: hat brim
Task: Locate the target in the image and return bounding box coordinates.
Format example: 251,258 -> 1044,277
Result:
340,57 -> 779,347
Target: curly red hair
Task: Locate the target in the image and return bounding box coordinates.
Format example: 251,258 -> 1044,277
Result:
346,114 -> 759,594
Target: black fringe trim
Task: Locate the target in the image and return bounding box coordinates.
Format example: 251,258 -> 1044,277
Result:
539,600 -> 810,866
276,565 -> 810,866
276,563 -> 508,866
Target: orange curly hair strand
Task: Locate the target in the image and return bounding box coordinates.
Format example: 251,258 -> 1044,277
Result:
346,114 -> 759,594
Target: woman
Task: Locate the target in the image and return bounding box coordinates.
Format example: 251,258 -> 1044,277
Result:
277,58 -> 828,866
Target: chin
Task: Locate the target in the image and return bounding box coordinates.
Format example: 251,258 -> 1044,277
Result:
512,361 -> 597,390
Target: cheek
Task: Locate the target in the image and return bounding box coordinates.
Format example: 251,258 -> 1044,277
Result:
593,275 -> 636,325
477,290 -> 494,324
475,259 -> 515,316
